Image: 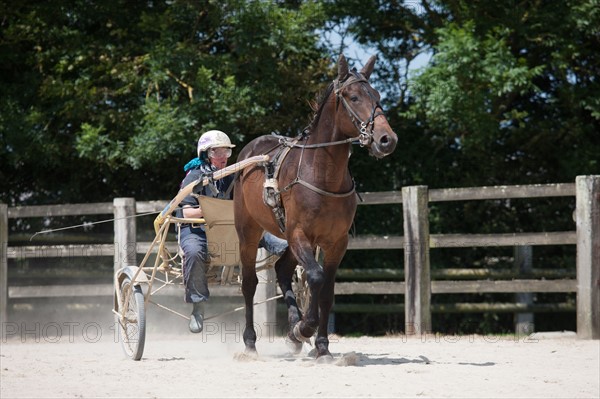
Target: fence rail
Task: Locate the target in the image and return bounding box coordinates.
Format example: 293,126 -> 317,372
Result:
1,176 -> 598,338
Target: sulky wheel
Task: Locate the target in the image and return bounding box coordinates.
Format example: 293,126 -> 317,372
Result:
117,277 -> 146,361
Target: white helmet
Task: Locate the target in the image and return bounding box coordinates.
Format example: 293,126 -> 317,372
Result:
197,130 -> 236,157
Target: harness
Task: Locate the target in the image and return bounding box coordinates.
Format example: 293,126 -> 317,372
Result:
262,71 -> 383,232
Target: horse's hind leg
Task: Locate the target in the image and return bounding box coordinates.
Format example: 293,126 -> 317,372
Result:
237,225 -> 263,355
274,249 -> 303,353
241,248 -> 259,354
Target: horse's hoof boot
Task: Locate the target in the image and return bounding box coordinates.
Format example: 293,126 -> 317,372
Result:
293,323 -> 312,344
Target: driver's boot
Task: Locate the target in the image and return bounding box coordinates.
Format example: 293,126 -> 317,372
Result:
189,302 -> 205,333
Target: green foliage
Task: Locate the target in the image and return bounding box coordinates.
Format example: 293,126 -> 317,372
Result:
406,22 -> 544,138
324,0 -> 599,335
0,0 -> 330,204
127,100 -> 197,169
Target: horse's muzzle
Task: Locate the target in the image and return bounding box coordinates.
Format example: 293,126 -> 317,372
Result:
368,114 -> 398,158
370,131 -> 398,158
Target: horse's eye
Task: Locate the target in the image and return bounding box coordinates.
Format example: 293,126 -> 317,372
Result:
350,96 -> 359,102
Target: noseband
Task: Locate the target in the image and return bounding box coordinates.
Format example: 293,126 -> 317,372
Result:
333,71 -> 385,147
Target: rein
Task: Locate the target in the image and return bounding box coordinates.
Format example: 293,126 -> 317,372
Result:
273,133 -> 356,149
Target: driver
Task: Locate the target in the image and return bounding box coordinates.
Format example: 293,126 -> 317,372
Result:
178,130 -> 287,333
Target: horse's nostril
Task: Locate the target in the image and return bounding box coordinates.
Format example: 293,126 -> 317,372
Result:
380,135 -> 390,145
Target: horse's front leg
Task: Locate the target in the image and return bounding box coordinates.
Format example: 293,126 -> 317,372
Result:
288,231 -> 323,345
313,263 -> 339,361
314,240 -> 346,361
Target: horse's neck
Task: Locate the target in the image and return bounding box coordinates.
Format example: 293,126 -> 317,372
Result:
305,126 -> 351,162
301,103 -> 353,191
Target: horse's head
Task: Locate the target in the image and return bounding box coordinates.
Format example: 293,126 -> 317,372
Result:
333,54 -> 398,159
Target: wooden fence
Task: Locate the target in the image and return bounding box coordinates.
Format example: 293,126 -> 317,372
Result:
1,175 -> 598,338
400,176 -> 598,339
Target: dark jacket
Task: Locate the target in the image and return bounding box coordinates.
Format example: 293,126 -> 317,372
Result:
177,162 -> 235,219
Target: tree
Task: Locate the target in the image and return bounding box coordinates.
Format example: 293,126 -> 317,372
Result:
326,0 -> 600,188
0,0 -> 330,205
324,0 -> 600,334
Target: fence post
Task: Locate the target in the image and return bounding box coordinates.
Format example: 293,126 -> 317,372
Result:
402,186 -> 431,335
254,248 -> 277,341
0,204 -> 7,327
514,246 -> 534,335
575,175 -> 600,339
113,198 -> 137,272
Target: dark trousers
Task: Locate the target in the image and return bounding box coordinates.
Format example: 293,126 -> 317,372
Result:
260,233 -> 288,256
179,228 -> 288,304
179,226 -> 211,303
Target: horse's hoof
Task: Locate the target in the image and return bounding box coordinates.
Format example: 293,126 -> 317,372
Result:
285,333 -> 303,354
292,323 -> 312,345
245,347 -> 258,356
316,354 -> 334,364
234,349 -> 258,362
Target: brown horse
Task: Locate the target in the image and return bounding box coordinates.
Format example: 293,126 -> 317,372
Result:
234,54 -> 398,360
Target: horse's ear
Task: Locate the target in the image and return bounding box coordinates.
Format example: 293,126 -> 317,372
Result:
360,55 -> 377,80
337,54 -> 349,81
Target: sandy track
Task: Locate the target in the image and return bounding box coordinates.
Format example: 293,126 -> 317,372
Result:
1,328 -> 598,398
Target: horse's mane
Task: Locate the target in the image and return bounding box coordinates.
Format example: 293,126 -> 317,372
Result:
304,70 -> 362,135
304,82 -> 334,134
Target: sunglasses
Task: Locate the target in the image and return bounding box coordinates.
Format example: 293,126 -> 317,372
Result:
208,147 -> 232,158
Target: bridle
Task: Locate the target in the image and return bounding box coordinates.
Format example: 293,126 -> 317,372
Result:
333,70 -> 386,147
273,71 -> 386,151
261,71 -> 387,206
